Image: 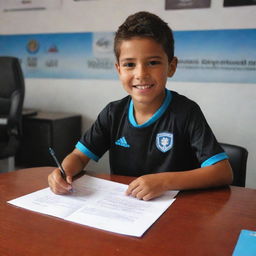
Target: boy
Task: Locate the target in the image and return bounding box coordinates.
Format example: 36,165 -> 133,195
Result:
48,12 -> 233,200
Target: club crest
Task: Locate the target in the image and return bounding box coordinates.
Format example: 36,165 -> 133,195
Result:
156,132 -> 173,153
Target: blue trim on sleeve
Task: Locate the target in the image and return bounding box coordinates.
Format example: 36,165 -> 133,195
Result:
201,152 -> 228,167
129,89 -> 172,128
75,141 -> 99,162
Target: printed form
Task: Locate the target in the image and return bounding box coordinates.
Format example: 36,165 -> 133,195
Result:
8,175 -> 178,237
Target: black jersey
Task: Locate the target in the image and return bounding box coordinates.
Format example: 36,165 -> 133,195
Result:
76,89 -> 228,176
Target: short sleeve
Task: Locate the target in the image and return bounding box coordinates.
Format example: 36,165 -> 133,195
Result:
76,104 -> 111,161
187,103 -> 228,167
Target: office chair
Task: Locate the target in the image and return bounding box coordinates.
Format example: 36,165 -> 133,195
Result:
0,57 -> 25,171
220,142 -> 248,187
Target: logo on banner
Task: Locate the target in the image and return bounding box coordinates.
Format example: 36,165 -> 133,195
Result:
26,39 -> 40,54
156,132 -> 173,153
47,44 -> 58,53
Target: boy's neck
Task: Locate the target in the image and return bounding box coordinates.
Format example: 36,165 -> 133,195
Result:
132,93 -> 166,125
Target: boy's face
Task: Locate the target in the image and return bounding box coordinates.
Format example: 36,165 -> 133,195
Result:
115,37 -> 177,108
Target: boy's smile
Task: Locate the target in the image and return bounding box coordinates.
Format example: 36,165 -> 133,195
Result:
116,37 -> 177,113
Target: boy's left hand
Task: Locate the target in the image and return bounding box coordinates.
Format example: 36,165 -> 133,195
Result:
126,173 -> 167,201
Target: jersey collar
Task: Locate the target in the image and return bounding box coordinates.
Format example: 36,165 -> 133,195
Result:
128,89 -> 172,128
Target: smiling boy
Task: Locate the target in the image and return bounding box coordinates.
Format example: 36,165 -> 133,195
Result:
48,12 -> 233,200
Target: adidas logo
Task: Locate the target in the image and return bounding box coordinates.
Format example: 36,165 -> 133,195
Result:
115,137 -> 130,148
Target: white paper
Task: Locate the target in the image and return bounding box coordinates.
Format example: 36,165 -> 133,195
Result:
8,175 -> 178,237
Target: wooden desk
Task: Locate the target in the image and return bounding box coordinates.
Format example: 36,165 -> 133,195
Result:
0,167 -> 255,256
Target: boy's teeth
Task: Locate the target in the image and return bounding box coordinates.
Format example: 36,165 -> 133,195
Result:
136,85 -> 152,89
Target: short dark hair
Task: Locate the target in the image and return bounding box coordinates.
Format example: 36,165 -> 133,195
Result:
114,11 -> 175,62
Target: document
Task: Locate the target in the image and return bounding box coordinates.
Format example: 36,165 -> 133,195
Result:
8,175 -> 178,237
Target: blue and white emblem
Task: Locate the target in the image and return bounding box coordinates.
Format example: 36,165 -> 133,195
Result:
156,132 -> 173,153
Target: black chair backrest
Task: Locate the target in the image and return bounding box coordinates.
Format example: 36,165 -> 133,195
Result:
220,143 -> 248,187
0,56 -> 25,122
0,56 -> 25,158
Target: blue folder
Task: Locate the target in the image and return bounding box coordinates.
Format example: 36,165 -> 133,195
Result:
233,230 -> 256,256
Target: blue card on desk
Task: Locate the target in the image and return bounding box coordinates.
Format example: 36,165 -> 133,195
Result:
233,230 -> 256,256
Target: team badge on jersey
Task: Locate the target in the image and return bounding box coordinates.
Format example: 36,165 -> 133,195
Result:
156,132 -> 173,153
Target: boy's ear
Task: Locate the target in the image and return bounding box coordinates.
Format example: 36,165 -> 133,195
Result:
168,57 -> 178,77
115,62 -> 121,75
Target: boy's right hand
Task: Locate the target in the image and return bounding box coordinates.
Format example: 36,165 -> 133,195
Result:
48,168 -> 73,194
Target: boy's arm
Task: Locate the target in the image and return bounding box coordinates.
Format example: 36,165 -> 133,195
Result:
126,160 -> 233,201
48,149 -> 90,194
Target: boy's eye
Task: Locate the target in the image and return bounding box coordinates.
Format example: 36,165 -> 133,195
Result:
123,62 -> 135,68
149,60 -> 161,66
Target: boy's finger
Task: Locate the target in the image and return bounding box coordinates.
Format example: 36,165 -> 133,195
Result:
135,190 -> 147,200
53,170 -> 72,191
66,175 -> 73,185
130,186 -> 143,197
126,179 -> 140,195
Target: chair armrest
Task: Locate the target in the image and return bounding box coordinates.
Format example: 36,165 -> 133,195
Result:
0,117 -> 8,125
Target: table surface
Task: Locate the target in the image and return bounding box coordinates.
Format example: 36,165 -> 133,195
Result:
0,167 -> 256,256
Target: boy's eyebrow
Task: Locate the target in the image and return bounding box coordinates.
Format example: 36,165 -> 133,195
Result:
120,56 -> 163,62
148,56 -> 162,59
120,58 -> 135,62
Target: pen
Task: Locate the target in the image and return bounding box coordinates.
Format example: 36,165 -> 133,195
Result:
48,147 -> 66,179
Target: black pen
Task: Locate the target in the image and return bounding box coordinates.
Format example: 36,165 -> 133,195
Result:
48,147 -> 66,179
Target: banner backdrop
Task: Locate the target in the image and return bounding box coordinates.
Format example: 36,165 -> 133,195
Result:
174,29 -> 256,83
0,29 -> 255,83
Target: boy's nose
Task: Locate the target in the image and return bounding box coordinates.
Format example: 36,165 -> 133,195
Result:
134,65 -> 149,80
